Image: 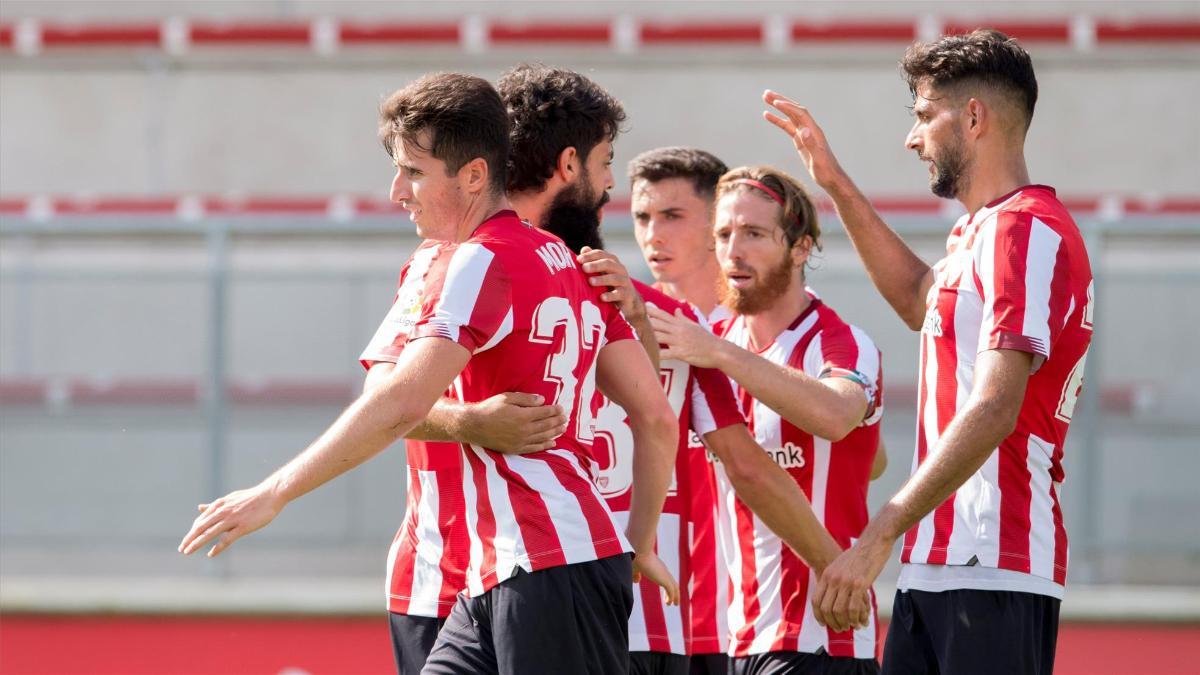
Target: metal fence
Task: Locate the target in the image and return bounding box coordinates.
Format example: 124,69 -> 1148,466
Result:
1,208 -> 1198,591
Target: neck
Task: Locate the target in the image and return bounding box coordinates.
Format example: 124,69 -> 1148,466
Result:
740,277 -> 811,351
507,187 -> 554,228
960,147 -> 1031,215
452,192 -> 510,242
658,259 -> 722,316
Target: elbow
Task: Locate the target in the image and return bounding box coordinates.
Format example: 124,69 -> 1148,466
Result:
901,306 -> 926,332
816,409 -> 861,443
974,395 -> 1022,440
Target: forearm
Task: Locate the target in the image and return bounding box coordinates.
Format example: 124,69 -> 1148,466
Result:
265,380 -> 427,504
709,427 -> 842,573
624,414 -> 677,553
406,397 -> 469,442
861,396 -> 1015,546
824,176 -> 932,329
628,312 -> 661,372
715,343 -> 864,441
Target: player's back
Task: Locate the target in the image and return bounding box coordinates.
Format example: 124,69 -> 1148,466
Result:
408,210 -> 636,597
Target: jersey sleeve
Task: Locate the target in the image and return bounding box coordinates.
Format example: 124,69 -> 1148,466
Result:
602,299 -> 637,344
409,242 -> 514,353
800,322 -> 883,427
974,211 -> 1071,369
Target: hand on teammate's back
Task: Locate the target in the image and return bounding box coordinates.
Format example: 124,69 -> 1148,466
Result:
632,551 -> 681,606
464,392 -> 568,454
578,247 -> 647,322
762,90 -> 849,193
179,484 -> 285,558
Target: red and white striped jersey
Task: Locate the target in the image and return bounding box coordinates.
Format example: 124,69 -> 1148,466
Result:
713,295 -> 883,659
360,240 -> 468,619
591,281 -> 744,655
899,185 -> 1094,598
406,210 -> 637,597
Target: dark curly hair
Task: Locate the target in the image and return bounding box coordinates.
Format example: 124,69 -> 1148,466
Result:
627,147 -> 728,201
497,64 -> 626,193
901,28 -> 1038,128
378,72 -> 509,194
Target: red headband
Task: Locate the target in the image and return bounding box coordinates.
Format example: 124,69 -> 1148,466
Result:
731,178 -> 785,207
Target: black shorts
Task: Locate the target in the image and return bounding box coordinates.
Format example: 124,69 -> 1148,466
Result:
421,553 -> 635,675
631,651 -> 689,675
388,612 -> 446,675
689,652 -> 730,675
882,589 -> 1060,675
732,650 -> 879,675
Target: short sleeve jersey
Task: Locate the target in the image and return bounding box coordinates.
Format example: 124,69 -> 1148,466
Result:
359,240 -> 468,619
589,280 -> 744,655
900,185 -> 1094,598
713,294 -> 883,659
406,210 -> 637,597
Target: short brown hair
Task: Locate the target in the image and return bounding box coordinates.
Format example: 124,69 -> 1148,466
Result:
379,72 -> 509,193
716,166 -> 821,252
901,28 -> 1038,127
498,64 -> 626,193
628,147 -> 729,201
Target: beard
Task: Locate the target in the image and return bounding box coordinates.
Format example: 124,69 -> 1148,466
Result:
927,128 -> 970,200
540,175 -> 609,255
719,249 -> 795,316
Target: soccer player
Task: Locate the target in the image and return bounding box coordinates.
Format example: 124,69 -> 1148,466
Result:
650,166 -> 885,674
491,68 -> 858,675
763,29 -> 1093,674
179,72 -> 679,675
629,148 -> 890,675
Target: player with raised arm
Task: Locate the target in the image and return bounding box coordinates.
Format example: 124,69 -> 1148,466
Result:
763,29 -> 1093,674
180,73 -> 678,675
650,166 -> 885,674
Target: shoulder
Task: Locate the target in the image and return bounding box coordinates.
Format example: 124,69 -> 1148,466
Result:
636,280 -> 693,319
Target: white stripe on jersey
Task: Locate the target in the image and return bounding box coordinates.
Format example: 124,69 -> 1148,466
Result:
429,243 -> 495,344
1019,219 -> 1063,358
409,470 -> 446,615
1027,433 -> 1057,580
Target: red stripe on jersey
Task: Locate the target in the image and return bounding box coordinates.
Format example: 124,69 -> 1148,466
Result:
463,450 -> 501,590
490,457 -> 568,570
388,470 -> 422,614
640,570 -> 672,652
902,335 -> 931,561
927,287 -> 961,564
435,465 -> 470,610
774,541 -> 809,653
998,434 -> 1034,573
541,454 -> 626,561
685,460 -> 723,654
733,498 -> 761,654
1047,241 -> 1074,368
1051,484 -> 1069,585
989,212 -> 1032,345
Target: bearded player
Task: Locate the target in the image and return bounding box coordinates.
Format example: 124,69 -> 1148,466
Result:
181,72 -> 679,675
763,29 -> 1093,674
651,166 -> 885,674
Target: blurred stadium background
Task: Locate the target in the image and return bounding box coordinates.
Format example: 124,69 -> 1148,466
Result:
1,1 -> 1197,673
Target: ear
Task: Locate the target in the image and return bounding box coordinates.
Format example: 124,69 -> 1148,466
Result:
555,146 -> 579,182
965,98 -> 987,138
791,235 -> 813,268
460,157 -> 490,195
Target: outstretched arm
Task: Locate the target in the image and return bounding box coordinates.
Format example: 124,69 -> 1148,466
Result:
763,90 -> 933,330
180,338 -> 471,557
650,306 -> 868,441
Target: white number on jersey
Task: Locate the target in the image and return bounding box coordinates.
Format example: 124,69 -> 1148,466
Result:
593,360 -> 688,498
529,297 -> 605,441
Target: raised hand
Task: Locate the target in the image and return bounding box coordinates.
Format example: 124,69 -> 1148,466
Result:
762,90 -> 848,192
